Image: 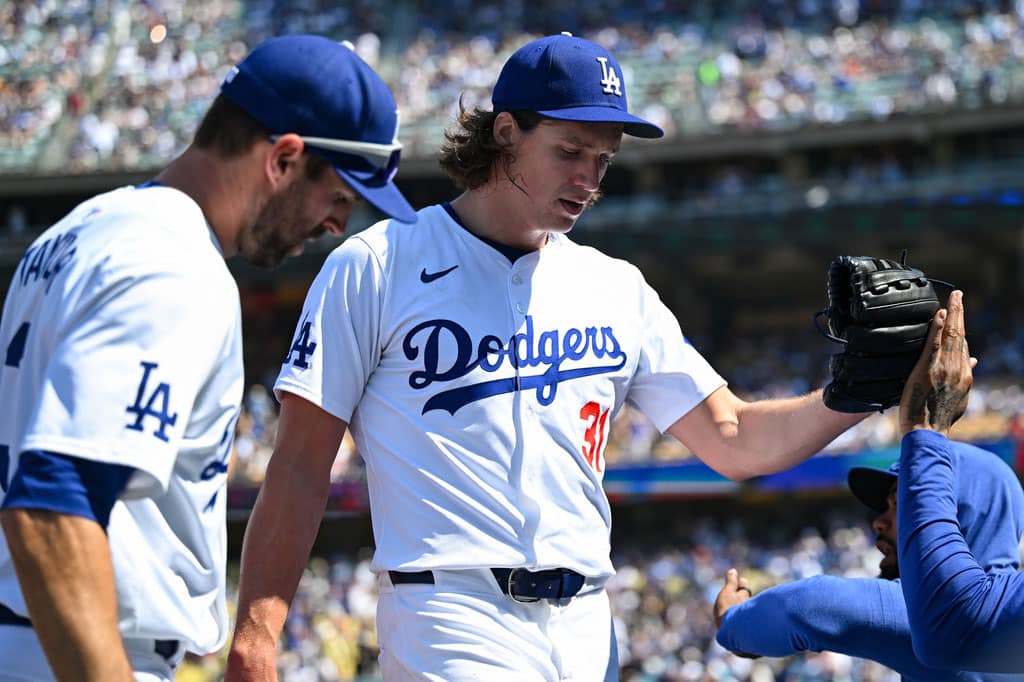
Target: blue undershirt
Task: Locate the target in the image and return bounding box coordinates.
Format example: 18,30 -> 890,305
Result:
1,450 -> 133,529
898,430 -> 1024,673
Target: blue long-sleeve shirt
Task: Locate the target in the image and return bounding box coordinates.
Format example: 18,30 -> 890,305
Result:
717,575 -> 1023,681
719,434 -> 1024,680
717,574 -> 941,680
898,430 -> 1024,673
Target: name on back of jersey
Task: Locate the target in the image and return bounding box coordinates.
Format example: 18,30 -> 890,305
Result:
13,228 -> 80,295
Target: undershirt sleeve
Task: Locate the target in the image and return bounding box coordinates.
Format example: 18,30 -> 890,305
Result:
2,449 -> 133,529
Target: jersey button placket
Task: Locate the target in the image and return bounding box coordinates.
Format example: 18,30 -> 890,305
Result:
509,268 -> 527,392
510,269 -> 526,316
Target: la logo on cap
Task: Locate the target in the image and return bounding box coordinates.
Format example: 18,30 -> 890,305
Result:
596,57 -> 621,96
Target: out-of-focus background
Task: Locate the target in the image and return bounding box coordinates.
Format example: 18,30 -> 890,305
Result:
2,1 -> 1023,679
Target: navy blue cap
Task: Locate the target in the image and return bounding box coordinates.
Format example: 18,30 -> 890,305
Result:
491,33 -> 663,139
848,462 -> 899,514
220,34 -> 416,223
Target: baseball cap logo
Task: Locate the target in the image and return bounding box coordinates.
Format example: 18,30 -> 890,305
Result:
596,57 -> 622,96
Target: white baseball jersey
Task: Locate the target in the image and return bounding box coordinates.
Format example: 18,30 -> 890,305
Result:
0,185 -> 242,653
276,204 -> 724,579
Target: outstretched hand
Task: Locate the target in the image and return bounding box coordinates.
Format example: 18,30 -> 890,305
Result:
898,290 -> 976,436
714,568 -> 752,629
714,568 -> 760,659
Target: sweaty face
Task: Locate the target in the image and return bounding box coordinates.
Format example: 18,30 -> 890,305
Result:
503,119 -> 622,233
238,157 -> 356,268
873,483 -> 899,580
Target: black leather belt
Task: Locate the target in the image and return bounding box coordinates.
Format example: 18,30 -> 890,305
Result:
388,570 -> 435,585
388,567 -> 587,603
0,602 -> 179,662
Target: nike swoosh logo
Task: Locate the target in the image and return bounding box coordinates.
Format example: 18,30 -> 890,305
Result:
420,265 -> 459,283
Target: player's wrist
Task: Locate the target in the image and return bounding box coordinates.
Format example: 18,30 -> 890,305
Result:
230,613 -> 281,650
227,629 -> 279,680
903,424 -> 950,436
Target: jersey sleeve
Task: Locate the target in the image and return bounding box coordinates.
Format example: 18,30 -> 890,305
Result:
898,430 -> 1024,673
275,236 -> 384,422
625,277 -> 725,432
19,255 -> 234,496
717,575 -> 943,679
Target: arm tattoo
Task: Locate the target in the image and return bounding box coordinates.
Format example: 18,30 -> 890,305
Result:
929,386 -> 964,431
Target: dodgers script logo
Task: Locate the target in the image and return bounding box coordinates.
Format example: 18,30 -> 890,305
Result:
402,316 -> 627,415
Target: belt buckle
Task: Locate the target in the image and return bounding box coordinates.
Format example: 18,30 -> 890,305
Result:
507,568 -> 541,604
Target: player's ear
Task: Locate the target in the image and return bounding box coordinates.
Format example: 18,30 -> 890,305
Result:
265,133 -> 305,188
493,112 -> 519,147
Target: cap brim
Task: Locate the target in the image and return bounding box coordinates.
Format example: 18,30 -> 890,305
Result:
536,106 -> 664,139
847,467 -> 898,514
336,167 -> 417,224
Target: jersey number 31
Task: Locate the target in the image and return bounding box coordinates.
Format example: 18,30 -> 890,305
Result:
579,401 -> 610,473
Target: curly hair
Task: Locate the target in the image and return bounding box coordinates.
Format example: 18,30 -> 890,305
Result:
438,101 -> 543,190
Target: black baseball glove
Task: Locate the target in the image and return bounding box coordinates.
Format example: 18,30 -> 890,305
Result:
817,254 -> 942,413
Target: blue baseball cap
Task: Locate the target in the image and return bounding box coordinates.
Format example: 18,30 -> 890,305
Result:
848,462 -> 899,514
220,34 -> 416,223
491,33 -> 663,139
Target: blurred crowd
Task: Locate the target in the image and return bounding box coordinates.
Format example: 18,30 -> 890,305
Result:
178,508 -> 902,681
3,0 -> 1024,172
3,4 -> 1019,680
0,0 -> 114,170
227,318 -> 1024,486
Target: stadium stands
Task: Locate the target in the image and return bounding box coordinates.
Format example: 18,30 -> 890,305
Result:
3,0 -> 1024,172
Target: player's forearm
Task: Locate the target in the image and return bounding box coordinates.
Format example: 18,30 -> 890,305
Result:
0,508 -> 133,682
671,389 -> 863,480
700,390 -> 864,479
719,578 -> 861,658
230,459 -> 333,677
719,576 -> 936,678
717,590 -> 805,657
231,396 -> 345,669
736,391 -> 866,475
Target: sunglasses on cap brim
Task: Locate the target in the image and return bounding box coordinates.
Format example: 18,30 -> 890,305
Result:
269,134 -> 402,184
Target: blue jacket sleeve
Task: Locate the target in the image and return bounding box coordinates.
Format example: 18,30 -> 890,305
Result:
716,575 -> 950,680
898,430 -> 1024,672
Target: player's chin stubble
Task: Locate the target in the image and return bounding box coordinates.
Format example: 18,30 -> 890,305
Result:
240,182 -> 311,268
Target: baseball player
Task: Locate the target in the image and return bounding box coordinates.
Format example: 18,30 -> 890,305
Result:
714,434 -> 1024,681
227,34 -> 867,681
897,291 -> 1024,673
0,35 -> 415,682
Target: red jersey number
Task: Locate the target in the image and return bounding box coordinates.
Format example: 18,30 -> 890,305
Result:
579,401 -> 610,473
